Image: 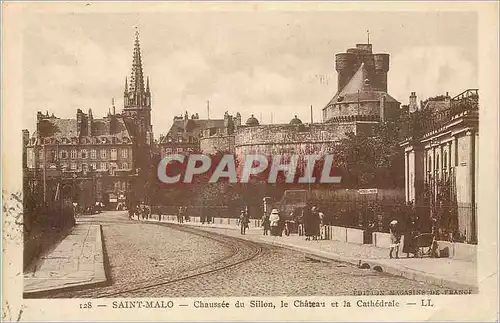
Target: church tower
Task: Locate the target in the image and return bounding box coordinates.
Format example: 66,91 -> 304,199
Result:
123,29 -> 153,145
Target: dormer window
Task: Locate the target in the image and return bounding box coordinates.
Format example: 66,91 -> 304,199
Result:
337,96 -> 344,102
101,138 -> 107,144
168,137 -> 172,143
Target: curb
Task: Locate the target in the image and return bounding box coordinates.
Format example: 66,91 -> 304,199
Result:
23,224 -> 109,298
260,238 -> 477,292
146,220 -> 479,292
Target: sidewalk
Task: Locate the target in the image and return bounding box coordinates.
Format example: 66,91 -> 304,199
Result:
146,216 -> 478,292
23,224 -> 107,297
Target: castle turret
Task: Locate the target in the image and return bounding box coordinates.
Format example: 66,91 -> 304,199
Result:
335,52 -> 357,92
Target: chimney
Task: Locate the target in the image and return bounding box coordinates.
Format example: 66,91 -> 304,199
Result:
76,109 -> 84,136
235,112 -> 241,127
88,109 -> 93,136
409,92 -> 418,113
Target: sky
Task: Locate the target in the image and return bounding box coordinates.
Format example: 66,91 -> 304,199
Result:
22,10 -> 478,137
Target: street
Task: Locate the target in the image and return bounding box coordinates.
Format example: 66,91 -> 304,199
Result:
49,211 -> 450,298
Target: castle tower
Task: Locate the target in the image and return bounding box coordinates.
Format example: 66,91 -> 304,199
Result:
335,44 -> 389,93
323,42 -> 400,124
122,29 -> 152,145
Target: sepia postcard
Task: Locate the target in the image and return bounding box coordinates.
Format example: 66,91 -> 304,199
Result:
2,1 -> 499,322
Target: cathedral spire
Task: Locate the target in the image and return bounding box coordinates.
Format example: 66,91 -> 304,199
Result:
128,28 -> 145,94
146,76 -> 150,92
124,77 -> 128,94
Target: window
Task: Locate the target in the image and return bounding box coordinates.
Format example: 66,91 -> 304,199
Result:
165,148 -> 172,154
121,163 -> 128,169
82,163 -> 88,172
71,163 -> 77,170
61,163 -> 68,170
81,149 -> 87,159
121,148 -> 128,158
443,154 -> 448,169
103,162 -> 108,170
91,162 -> 97,171
70,149 -> 77,159
50,150 -> 57,162
176,148 -> 183,153
100,149 -> 107,159
90,149 -> 96,159
110,148 -> 117,160
27,149 -> 35,168
60,150 -> 68,159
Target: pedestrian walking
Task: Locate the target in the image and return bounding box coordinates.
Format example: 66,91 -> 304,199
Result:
239,210 -> 249,235
178,207 -> 184,223
318,209 -> 325,240
389,220 -> 401,259
261,213 -> 270,235
307,206 -> 320,240
269,209 -> 280,236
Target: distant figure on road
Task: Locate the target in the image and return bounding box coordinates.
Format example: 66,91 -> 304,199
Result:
239,210 -> 249,235
269,209 -> 280,236
261,212 -> 270,235
178,207 -> 184,223
389,220 -> 401,259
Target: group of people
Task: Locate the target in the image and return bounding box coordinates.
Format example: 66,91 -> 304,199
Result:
388,217 -> 438,259
301,205 -> 324,241
257,206 -> 325,239
128,204 -> 151,220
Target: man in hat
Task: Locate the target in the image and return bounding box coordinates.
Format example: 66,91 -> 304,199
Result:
239,210 -> 249,235
389,220 -> 401,259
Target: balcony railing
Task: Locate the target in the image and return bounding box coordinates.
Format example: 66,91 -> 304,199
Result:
408,89 -> 478,138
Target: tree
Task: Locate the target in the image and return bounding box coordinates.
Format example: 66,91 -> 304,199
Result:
333,121 -> 405,189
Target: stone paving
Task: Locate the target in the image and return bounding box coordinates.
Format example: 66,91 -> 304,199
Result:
49,211 -> 233,298
28,211 -> 473,298
23,224 -> 106,296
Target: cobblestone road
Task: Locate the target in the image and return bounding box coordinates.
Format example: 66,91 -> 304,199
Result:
55,211 -> 450,298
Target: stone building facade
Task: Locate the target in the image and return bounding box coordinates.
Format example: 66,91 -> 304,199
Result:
400,89 -> 479,243
23,30 -> 153,207
159,111 -> 240,157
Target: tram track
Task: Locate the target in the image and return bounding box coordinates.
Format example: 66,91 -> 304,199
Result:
51,218 -> 265,298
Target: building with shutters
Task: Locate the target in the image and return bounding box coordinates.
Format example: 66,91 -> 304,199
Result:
23,30 -> 153,207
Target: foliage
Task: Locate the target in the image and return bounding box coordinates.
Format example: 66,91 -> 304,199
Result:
333,121 -> 405,189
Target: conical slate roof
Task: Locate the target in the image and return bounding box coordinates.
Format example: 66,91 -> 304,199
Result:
325,63 -> 398,107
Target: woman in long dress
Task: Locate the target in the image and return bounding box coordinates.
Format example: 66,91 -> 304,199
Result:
389,220 -> 401,259
269,209 -> 280,236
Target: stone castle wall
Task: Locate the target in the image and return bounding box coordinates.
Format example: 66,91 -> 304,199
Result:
200,135 -> 235,154
234,122 -> 362,157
